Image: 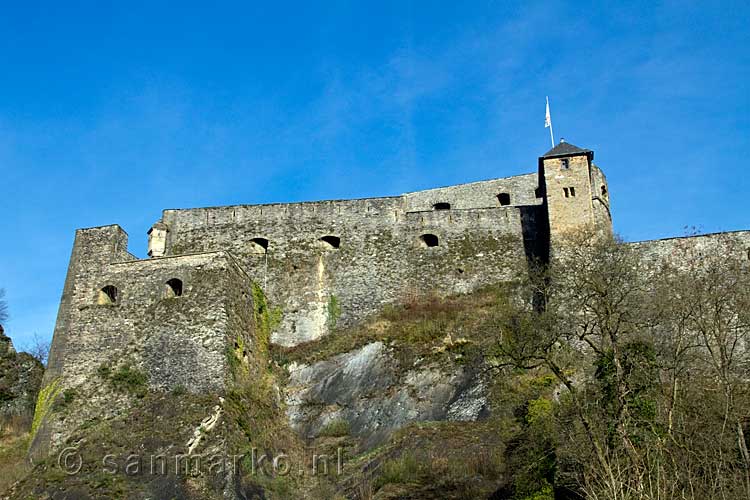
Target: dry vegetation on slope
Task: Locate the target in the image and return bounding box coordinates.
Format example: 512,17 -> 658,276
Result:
2,233 -> 750,499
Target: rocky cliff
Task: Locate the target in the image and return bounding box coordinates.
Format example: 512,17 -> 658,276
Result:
0,326 -> 43,425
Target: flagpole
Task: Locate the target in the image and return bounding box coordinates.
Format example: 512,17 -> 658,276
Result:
546,96 -> 555,147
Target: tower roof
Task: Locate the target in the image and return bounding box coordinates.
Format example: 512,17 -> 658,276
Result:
541,140 -> 592,159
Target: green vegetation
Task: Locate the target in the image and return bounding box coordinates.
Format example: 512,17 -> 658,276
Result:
492,230 -> 750,499
0,424 -> 31,494
97,363 -> 148,397
53,388 -> 77,411
326,294 -> 341,329
251,282 -> 282,351
30,377 -> 61,439
343,420 -> 505,498
224,283 -> 305,498
375,452 -> 423,488
318,418 -> 350,437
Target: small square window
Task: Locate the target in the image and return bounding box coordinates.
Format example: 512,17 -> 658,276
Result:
563,187 -> 569,198
570,186 -> 576,197
561,158 -> 569,169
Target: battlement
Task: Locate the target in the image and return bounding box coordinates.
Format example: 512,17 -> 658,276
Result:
158,173 -> 542,233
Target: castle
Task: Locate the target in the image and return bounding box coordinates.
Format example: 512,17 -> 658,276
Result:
29,141 -> 750,457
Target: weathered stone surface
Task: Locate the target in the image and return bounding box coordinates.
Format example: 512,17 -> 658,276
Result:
35,142 -> 750,468
629,229 -> 750,263
162,198 -> 534,347
29,226 -> 257,460
151,148 -> 617,346
286,342 -> 489,450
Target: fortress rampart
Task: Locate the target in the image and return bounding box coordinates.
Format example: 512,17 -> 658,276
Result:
30,224 -> 257,457
159,191 -> 536,347
39,141 -> 750,459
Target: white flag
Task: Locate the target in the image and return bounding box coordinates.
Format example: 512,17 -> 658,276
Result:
545,97 -> 552,128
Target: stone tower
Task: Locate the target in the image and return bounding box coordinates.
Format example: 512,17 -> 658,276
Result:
538,140 -> 612,252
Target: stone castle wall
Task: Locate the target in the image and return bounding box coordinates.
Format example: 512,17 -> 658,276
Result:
30,225 -> 256,458
590,165 -> 612,235
33,142 -> 750,464
160,187 -> 534,346
402,173 -> 541,211
34,147 -> 624,457
628,230 -> 750,263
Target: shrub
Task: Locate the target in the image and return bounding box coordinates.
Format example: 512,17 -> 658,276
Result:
375,453 -> 423,488
318,419 -> 350,437
98,363 -> 148,397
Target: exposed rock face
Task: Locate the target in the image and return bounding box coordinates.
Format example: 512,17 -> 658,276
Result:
286,341 -> 489,450
0,326 -> 43,422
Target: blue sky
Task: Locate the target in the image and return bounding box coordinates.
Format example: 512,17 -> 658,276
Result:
1,1 -> 748,349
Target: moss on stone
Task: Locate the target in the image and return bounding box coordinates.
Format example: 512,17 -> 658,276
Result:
97,363 -> 148,397
29,377 -> 61,441
326,295 -> 342,330
251,282 -> 282,352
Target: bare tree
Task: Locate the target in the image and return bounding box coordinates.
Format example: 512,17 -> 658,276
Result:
495,229 -> 750,499
23,332 -> 51,366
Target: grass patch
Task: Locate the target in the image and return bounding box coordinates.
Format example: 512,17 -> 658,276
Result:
0,429 -> 31,494
318,419 -> 350,438
375,452 -> 424,488
355,421 -> 506,498
331,417 -> 506,490
274,283 -> 521,370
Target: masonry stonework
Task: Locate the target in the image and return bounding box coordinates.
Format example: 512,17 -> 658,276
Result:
30,225 -> 257,458
32,141 -> 750,460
